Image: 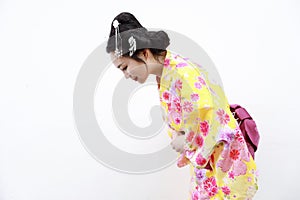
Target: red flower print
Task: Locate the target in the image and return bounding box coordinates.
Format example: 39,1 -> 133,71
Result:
194,135 -> 204,148
217,140 -> 248,176
221,186 -> 231,195
167,102 -> 171,110
191,93 -> 199,101
183,101 -> 193,113
162,91 -> 171,102
199,121 -> 209,136
230,149 -> 240,160
228,171 -> 235,179
187,131 -> 195,142
197,76 -> 206,85
169,111 -> 182,125
203,177 -> 218,197
216,109 -> 230,125
196,153 -> 207,166
175,79 -> 182,90
174,117 -> 181,125
164,58 -> 170,67
235,130 -> 244,144
172,97 -> 181,112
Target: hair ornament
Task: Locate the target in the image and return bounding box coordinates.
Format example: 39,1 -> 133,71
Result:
128,36 -> 136,56
113,20 -> 122,58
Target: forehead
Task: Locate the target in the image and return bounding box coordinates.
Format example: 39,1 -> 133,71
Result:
110,52 -> 129,66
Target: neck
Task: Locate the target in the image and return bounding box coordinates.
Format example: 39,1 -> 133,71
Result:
148,52 -> 166,77
148,62 -> 164,77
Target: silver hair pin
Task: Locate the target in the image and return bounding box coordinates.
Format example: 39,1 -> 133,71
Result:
128,36 -> 136,56
113,20 -> 122,58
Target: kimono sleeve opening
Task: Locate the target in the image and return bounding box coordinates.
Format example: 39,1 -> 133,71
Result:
181,106 -> 216,170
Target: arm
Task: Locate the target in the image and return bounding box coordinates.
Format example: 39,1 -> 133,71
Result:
168,67 -> 216,169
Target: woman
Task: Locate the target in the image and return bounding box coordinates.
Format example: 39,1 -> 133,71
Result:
106,12 -> 258,200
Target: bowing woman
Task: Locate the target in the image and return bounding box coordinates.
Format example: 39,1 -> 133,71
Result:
106,12 -> 258,200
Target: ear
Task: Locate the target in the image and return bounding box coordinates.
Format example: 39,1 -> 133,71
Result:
139,49 -> 151,61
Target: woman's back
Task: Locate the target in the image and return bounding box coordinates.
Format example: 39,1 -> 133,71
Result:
158,50 -> 258,199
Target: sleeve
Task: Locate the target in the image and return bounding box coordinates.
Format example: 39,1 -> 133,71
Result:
168,67 -> 217,169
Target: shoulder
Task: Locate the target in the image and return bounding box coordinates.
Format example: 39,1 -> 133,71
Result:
167,56 -> 201,80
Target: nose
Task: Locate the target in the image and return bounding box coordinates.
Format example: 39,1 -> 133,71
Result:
123,70 -> 130,79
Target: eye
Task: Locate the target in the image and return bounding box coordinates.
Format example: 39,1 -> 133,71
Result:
121,66 -> 128,71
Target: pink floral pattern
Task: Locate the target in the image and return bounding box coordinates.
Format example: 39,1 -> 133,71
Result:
191,93 -> 199,101
217,130 -> 251,176
203,177 -> 218,197
228,171 -> 235,179
176,62 -> 188,68
197,76 -> 206,85
199,121 -> 209,136
175,79 -> 182,90
216,109 -> 230,125
196,153 -> 207,166
164,58 -> 170,67
183,101 -> 193,113
186,131 -> 195,142
221,186 -> 231,195
158,50 -> 258,199
162,91 -> 171,102
194,82 -> 202,89
194,134 -> 204,148
192,190 -> 200,200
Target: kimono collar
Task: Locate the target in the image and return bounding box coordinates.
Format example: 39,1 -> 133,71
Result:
163,49 -> 177,70
156,49 -> 177,90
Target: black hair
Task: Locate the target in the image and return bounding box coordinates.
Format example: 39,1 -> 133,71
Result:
106,12 -> 170,63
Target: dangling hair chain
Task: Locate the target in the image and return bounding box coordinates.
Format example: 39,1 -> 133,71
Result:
113,20 -> 137,57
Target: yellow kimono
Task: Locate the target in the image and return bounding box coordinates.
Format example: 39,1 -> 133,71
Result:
157,50 -> 258,200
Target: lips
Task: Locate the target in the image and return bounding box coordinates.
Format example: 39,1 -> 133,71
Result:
133,77 -> 138,81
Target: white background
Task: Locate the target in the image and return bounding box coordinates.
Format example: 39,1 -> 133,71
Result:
1,0 -> 300,199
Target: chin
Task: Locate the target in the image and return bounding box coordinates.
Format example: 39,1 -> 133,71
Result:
137,79 -> 145,84
136,77 -> 145,84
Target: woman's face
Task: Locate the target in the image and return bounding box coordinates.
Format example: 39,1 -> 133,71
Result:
110,52 -> 149,84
